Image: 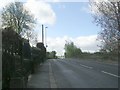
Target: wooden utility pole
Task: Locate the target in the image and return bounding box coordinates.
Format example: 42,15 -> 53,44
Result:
42,24 -> 44,44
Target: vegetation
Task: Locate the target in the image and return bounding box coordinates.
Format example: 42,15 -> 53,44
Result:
64,41 -> 82,58
90,1 -> 119,61
1,2 -> 37,46
64,41 -> 117,61
1,2 -> 47,88
1,2 -> 35,34
47,51 -> 57,59
2,27 -> 47,88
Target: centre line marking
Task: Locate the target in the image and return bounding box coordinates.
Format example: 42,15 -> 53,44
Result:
101,71 -> 120,78
80,64 -> 93,69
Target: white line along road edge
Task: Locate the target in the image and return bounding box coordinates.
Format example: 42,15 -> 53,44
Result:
101,71 -> 120,78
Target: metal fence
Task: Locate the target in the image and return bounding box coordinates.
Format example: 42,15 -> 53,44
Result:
2,27 -> 46,88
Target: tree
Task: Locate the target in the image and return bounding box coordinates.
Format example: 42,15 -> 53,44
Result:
64,41 -> 82,58
51,51 -> 57,59
21,30 -> 38,46
90,1 -> 120,56
1,2 -> 35,36
48,51 -> 57,59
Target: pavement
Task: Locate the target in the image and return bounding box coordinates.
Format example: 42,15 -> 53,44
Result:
27,58 -> 118,88
27,60 -> 50,88
0,48 -> 2,90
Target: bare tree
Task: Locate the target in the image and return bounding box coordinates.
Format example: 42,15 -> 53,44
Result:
1,2 -> 35,36
90,1 -> 120,55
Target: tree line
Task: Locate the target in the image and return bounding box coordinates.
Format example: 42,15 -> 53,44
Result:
64,40 -> 118,61
46,51 -> 58,59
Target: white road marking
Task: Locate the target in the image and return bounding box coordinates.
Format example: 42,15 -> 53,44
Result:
80,64 -> 93,69
101,71 -> 120,78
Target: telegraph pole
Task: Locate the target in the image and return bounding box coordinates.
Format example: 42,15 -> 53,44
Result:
45,26 -> 48,48
42,24 -> 44,44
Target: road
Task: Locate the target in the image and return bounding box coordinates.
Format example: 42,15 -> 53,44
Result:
27,58 -> 118,88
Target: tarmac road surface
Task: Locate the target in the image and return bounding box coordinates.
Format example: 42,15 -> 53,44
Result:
27,59 -> 118,88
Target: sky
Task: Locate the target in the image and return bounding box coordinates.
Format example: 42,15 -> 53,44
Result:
0,0 -> 102,56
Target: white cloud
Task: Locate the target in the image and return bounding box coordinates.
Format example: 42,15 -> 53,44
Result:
80,2 -> 100,15
73,35 -> 100,52
38,0 -> 60,2
0,0 -> 56,26
24,0 -> 56,25
51,0 -> 89,2
39,35 -> 101,56
80,5 -> 93,14
0,0 -> 28,10
0,0 -> 15,10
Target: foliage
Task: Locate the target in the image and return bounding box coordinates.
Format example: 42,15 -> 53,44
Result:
47,51 -> 57,59
2,27 -> 46,88
64,41 -> 82,58
90,1 -> 120,56
1,2 -> 35,37
77,51 -> 117,61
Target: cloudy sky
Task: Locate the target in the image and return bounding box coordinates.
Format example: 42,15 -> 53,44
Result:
0,0 -> 102,56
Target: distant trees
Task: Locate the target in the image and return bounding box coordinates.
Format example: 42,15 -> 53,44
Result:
1,2 -> 36,41
64,41 -> 82,58
47,51 -> 57,59
90,1 -> 120,58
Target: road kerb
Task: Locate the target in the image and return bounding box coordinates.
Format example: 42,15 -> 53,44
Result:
49,62 -> 57,88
